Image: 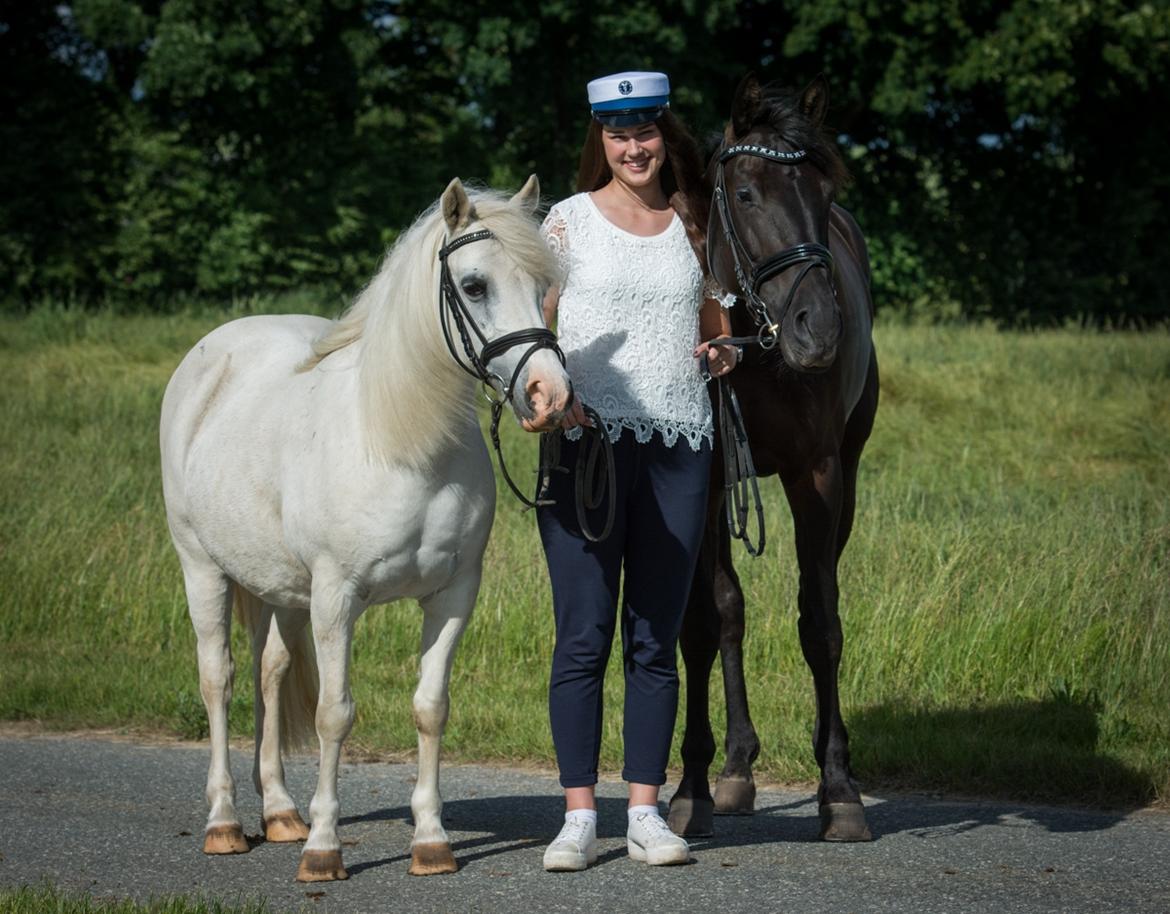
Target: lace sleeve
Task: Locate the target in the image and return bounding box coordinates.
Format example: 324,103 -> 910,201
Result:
541,207 -> 570,278
702,274 -> 737,309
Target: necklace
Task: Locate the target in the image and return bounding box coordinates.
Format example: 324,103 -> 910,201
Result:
611,180 -> 669,214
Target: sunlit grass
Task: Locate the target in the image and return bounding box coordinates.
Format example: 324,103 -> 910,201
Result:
1,304 -> 1166,807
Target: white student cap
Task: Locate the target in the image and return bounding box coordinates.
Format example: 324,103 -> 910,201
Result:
587,71 -> 670,127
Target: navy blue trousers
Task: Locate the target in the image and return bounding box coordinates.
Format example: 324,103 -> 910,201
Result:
538,429 -> 712,788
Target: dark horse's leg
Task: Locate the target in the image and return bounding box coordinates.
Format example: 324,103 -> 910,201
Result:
784,368 -> 877,841
668,480 -> 761,834
782,456 -> 868,840
710,512 -> 759,815
668,497 -> 725,837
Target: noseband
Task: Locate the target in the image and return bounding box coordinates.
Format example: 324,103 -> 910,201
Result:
712,144 -> 835,349
438,228 -> 563,509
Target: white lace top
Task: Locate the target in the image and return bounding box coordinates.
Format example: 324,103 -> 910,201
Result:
541,192 -> 715,451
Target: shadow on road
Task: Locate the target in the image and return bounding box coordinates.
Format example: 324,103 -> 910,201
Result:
329,693 -> 1152,876
849,695 -> 1151,826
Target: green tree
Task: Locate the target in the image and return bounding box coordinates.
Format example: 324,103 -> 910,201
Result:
3,0 -> 1167,320
780,0 -> 1170,320
0,1 -> 126,301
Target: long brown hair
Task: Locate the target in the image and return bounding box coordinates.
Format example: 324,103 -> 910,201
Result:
575,110 -> 710,268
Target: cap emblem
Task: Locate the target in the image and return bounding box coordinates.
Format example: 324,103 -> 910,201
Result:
618,80 -> 633,96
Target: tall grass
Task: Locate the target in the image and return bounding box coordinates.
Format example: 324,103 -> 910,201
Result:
1,304 -> 1166,807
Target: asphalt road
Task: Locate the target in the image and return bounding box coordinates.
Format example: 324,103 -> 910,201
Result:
1,733 -> 1167,913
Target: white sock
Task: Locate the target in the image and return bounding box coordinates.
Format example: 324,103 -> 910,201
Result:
566,809 -> 597,825
628,804 -> 659,821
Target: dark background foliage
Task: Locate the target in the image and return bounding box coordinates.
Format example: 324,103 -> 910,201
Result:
2,0 -> 1167,322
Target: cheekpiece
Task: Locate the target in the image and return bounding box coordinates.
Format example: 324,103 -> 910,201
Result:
587,71 -> 670,127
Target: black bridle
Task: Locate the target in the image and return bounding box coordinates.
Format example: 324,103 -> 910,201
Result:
438,228 -> 615,538
439,229 -> 562,397
707,142 -> 835,557
711,143 -> 835,350
438,228 -> 563,509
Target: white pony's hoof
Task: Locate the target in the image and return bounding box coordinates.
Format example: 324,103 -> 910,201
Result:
296,849 -> 348,882
263,809 -> 309,843
203,824 -> 249,855
409,842 -> 458,876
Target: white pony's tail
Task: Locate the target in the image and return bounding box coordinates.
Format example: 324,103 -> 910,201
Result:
232,584 -> 320,753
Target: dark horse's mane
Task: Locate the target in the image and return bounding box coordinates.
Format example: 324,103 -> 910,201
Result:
748,83 -> 851,193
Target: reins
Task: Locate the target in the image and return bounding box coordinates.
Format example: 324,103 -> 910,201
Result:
438,228 -> 615,540
707,141 -> 836,556
699,351 -> 766,557
716,375 -> 765,556
535,407 -> 616,543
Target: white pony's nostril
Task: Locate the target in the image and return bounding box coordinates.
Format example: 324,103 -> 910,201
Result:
525,377 -> 544,411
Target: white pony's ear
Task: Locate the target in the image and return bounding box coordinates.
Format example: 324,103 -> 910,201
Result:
510,174 -> 540,214
441,177 -> 476,231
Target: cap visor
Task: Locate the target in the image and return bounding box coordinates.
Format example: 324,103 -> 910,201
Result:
593,107 -> 666,128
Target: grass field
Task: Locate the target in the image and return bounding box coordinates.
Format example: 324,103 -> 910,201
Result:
1,302 -> 1167,808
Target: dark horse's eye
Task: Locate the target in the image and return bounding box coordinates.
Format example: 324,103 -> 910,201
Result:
460,278 -> 487,298
735,187 -> 753,204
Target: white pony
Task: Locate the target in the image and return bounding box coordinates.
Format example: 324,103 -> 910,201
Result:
160,176 -> 570,881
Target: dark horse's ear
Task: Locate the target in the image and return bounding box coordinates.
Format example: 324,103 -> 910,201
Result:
801,74 -> 830,127
731,72 -> 764,138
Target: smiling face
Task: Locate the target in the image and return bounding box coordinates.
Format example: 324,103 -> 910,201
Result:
600,121 -> 667,190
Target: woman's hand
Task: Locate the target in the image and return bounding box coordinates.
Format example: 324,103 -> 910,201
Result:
694,337 -> 741,378
558,395 -> 593,431
521,394 -> 593,433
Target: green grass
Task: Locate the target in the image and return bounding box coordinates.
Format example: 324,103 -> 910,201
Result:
0,886 -> 280,914
1,303 -> 1167,808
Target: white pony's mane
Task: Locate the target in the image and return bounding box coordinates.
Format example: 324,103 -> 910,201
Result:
302,187 -> 560,468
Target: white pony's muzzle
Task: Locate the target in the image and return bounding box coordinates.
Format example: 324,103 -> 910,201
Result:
513,347 -> 571,430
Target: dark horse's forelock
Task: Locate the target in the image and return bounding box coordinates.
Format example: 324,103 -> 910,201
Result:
751,84 -> 851,193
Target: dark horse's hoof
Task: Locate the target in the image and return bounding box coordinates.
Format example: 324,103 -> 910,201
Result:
667,795 -> 714,837
714,776 -> 756,815
819,802 -> 872,841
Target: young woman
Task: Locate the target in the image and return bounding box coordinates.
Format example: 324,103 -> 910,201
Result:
538,71 -> 739,871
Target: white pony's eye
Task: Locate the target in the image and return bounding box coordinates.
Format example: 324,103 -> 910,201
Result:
461,277 -> 487,299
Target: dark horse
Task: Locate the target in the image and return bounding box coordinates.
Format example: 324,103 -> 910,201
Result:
668,75 -> 879,842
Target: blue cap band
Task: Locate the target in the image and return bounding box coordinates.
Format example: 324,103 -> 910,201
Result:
591,95 -> 670,113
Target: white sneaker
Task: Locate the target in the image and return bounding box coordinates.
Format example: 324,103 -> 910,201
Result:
543,816 -> 598,872
627,811 -> 690,865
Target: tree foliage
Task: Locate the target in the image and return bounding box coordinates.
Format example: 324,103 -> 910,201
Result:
2,0 -> 1167,321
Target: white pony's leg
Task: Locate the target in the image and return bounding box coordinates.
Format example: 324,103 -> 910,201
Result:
181,562 -> 249,855
408,567 -> 479,876
249,603 -> 312,843
297,575 -> 360,883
